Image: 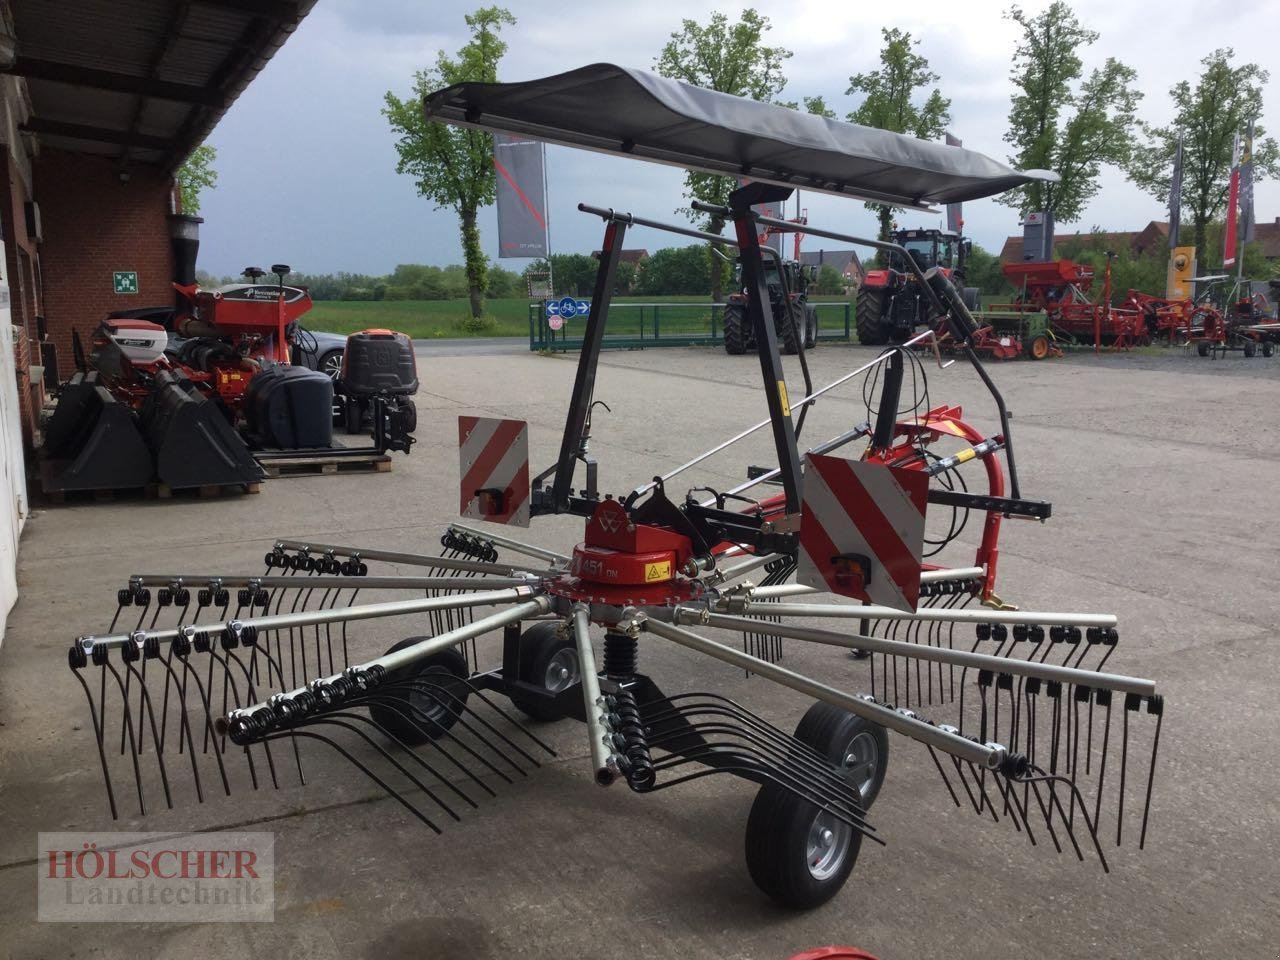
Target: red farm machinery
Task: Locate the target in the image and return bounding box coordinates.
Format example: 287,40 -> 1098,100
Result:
42,219 -> 417,495
855,227 -> 980,345
64,65 -> 1168,914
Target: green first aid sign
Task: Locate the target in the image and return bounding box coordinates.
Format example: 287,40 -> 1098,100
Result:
113,271 -> 139,294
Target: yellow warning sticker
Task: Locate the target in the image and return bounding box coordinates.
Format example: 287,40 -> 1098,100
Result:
644,560 -> 672,583
777,380 -> 791,417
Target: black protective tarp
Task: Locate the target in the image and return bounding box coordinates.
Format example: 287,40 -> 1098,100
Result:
423,63 -> 1055,209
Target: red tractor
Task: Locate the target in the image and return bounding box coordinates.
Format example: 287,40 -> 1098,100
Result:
855,228 -> 979,345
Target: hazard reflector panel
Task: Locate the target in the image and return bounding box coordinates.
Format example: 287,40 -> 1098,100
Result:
797,453 -> 928,612
458,416 -> 530,527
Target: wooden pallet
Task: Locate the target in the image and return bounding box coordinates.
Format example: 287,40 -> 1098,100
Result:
255,452 -> 392,479
39,475 -> 262,505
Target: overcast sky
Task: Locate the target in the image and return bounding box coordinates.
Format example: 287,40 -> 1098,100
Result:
197,0 -> 1279,277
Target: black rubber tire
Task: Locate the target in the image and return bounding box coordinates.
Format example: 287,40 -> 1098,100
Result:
778,301 -> 802,355
744,703 -> 887,909
343,396 -> 364,434
1197,341 -> 1211,358
723,302 -> 749,355
1264,342 -> 1275,358
399,398 -> 417,433
1243,339 -> 1258,358
368,640 -> 469,746
855,287 -> 890,345
961,286 -> 982,311
508,622 -> 581,721
317,349 -> 344,381
804,305 -> 818,350
1026,333 -> 1051,361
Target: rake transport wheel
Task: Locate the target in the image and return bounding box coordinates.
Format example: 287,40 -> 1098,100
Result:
745,704 -> 886,909
1026,333 -> 1051,361
855,288 -> 890,346
508,621 -> 582,722
369,639 -> 470,745
1243,339 -> 1258,358
1197,341 -> 1211,357
1264,342 -> 1276,358
723,302 -> 749,355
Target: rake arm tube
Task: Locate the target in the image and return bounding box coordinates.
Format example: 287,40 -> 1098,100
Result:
719,598 -> 1117,628
636,614 -> 1008,770
678,609 -> 1157,697
273,540 -> 543,578
79,587 -> 540,651
571,604 -> 617,786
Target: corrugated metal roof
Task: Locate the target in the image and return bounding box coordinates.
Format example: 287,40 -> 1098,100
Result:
3,0 -> 316,170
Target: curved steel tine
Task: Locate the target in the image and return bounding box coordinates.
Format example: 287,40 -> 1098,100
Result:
102,659 -> 146,815
71,666 -> 119,819
122,657 -> 174,810
262,730 -> 442,833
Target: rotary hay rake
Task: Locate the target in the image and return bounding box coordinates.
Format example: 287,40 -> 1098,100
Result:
66,64 -> 1166,910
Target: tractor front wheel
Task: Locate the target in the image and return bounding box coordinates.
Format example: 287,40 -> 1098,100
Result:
779,302 -> 803,355
722,303 -> 749,355
805,305 -> 819,350
855,288 -> 890,346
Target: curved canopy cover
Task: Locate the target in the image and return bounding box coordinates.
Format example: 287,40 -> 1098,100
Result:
423,63 -> 1056,209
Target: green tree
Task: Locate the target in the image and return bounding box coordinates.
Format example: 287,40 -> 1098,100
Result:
634,246 -> 712,297
655,9 -> 792,300
999,2 -> 1140,223
1127,49 -> 1279,270
963,244 -> 1012,299
815,264 -> 846,295
847,28 -> 951,244
383,7 -> 516,319
177,144 -> 217,215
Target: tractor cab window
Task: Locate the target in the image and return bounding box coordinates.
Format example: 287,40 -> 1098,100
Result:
902,238 -> 937,270
936,239 -> 954,268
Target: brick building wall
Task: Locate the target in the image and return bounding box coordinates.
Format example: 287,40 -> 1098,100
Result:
36,149 -> 175,380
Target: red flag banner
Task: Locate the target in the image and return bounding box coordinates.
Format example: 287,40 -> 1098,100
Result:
1224,132 -> 1240,267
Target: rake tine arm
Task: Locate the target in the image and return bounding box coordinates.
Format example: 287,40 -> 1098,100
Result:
570,604 -> 618,786
69,656 -> 119,820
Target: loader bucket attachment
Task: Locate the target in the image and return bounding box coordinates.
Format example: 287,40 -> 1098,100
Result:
142,371 -> 265,489
41,373 -> 154,492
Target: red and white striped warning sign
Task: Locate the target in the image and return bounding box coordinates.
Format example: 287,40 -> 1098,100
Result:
797,453 -> 928,612
457,416 -> 530,527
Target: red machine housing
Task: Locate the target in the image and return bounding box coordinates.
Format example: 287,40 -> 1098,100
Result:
549,499 -> 704,606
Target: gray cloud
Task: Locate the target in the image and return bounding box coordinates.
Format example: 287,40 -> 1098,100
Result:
198,0 -> 1280,276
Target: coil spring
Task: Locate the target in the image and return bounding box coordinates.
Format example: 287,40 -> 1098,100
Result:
611,690 -> 655,790
603,632 -> 638,680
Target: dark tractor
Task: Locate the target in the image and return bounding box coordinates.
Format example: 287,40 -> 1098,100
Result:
855,228 -> 980,345
723,258 -> 819,355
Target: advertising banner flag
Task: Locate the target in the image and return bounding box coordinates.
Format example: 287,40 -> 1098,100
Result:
493,134 -> 549,259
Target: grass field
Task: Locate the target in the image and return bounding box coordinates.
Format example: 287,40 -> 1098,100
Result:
304,295 -> 853,340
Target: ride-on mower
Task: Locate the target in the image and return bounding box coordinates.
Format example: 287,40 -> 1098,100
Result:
856,227 -> 979,345
67,64 -> 1166,912
723,256 -> 819,355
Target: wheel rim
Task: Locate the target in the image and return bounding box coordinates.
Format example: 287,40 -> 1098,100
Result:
542,647 -> 580,693
806,811 -> 852,881
842,730 -> 879,803
321,352 -> 343,379
406,666 -> 460,726
1031,337 -> 1048,359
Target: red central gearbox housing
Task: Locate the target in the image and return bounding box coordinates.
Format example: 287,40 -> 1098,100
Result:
546,499 -> 704,606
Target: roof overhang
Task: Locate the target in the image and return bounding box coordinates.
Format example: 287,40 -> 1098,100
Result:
424,63 -> 1057,211
1,0 -> 316,173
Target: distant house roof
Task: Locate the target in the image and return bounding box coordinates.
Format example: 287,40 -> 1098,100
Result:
593,248 -> 649,265
999,218 -> 1280,262
799,248 -> 864,281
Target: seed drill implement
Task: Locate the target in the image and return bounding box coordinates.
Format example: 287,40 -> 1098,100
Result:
66,64 -> 1167,909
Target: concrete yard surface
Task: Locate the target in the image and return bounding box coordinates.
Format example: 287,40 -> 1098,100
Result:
0,341 -> 1277,959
